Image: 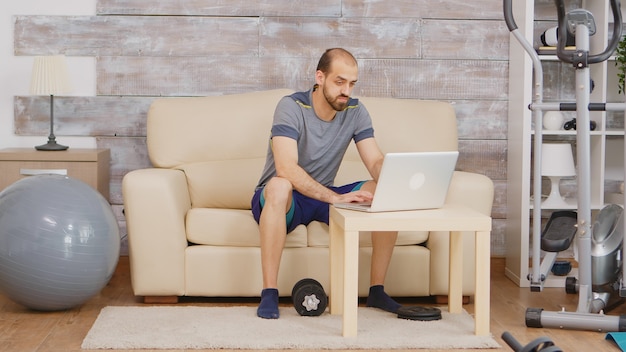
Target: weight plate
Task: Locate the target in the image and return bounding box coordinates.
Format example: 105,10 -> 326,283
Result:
397,306 -> 442,321
292,278 -> 328,316
291,278 -> 322,298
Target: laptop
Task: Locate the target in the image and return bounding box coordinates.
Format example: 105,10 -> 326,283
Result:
333,151 -> 458,212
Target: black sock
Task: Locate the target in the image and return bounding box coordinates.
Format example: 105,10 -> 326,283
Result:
366,285 -> 402,313
257,288 -> 279,319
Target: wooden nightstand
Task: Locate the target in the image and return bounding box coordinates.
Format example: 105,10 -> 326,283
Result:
0,148 -> 110,202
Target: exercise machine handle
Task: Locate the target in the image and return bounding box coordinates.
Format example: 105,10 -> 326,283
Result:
502,331 -> 564,352
503,0 -> 622,64
501,332 -> 523,351
555,0 -> 622,64
503,0 -> 517,31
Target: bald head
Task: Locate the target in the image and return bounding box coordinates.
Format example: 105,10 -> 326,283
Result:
316,48 -> 357,74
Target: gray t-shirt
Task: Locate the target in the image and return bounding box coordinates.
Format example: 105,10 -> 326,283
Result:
256,88 -> 374,188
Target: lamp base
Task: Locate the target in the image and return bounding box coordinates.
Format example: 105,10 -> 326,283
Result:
35,140 -> 68,151
541,176 -> 571,209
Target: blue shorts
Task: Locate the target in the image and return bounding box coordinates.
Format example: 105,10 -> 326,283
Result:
251,181 -> 365,234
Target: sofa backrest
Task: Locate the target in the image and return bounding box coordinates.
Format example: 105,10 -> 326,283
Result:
147,89 -> 293,168
334,96 -> 458,185
146,90 -> 458,209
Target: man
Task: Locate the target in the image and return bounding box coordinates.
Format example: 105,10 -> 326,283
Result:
251,48 -> 400,319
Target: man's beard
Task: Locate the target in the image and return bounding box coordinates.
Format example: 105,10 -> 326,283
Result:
323,85 -> 349,111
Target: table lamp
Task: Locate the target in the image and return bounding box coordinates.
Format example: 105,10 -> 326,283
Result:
541,143 -> 576,208
30,55 -> 71,151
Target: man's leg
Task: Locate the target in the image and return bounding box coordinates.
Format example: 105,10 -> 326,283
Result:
370,231 -> 397,286
367,230 -> 401,313
359,181 -> 401,313
257,177 -> 293,319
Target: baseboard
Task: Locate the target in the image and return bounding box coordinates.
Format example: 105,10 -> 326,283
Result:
433,295 -> 470,305
143,296 -> 179,304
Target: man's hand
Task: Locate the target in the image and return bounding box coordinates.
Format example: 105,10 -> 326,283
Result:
332,190 -> 374,204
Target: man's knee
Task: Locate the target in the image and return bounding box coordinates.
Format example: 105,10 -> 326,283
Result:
263,177 -> 293,205
360,180 -> 377,194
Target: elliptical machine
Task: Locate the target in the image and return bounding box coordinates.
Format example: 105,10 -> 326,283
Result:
504,0 -> 626,331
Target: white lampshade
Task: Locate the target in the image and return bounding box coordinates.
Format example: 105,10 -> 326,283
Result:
541,143 -> 576,208
541,143 -> 576,177
30,55 -> 71,96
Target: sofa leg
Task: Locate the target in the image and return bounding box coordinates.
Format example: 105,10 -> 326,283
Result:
434,295 -> 470,305
143,296 -> 179,304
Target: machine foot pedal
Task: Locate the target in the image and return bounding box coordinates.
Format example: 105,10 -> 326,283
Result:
541,210 -> 577,253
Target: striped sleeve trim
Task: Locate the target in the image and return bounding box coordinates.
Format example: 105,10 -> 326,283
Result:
354,127 -> 374,143
271,124 -> 299,140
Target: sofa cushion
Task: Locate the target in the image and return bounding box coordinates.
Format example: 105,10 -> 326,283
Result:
306,221 -> 429,247
180,159 -> 265,209
186,208 -> 308,248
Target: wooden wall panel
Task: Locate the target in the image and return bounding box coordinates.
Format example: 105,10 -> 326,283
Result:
491,219 -> 506,256
97,56 -> 268,96
14,16 -> 259,57
259,17 -> 421,59
454,100 -> 508,140
457,140 -> 507,180
341,0 -> 504,19
492,180 -> 507,219
15,16 -> 425,59
14,96 -> 152,137
96,0 -> 507,20
96,0 -> 341,16
14,16 -> 510,63
95,57 -> 508,99
422,20 -> 509,60
358,59 -> 508,100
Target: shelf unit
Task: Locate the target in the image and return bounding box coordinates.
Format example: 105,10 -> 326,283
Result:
505,0 -> 625,287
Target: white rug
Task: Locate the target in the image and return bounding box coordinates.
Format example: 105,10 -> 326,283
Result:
81,306 -> 500,350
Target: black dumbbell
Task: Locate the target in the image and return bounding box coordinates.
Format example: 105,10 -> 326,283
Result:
563,118 -> 597,131
291,278 -> 328,316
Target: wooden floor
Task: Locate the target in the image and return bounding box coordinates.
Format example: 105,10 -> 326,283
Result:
0,257 -> 624,351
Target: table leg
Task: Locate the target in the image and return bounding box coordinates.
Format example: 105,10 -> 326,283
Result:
342,230 -> 359,337
474,231 -> 491,336
448,231 -> 463,314
329,218 -> 344,315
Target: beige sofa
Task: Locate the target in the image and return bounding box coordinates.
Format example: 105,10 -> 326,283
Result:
122,89 -> 494,302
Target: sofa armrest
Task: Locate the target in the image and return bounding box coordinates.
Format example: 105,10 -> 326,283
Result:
443,171 -> 494,216
122,168 -> 191,296
427,171 -> 494,296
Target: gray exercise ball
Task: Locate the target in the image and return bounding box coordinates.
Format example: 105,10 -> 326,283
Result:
0,174 -> 120,311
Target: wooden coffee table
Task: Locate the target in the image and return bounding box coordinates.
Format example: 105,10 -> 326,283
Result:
328,204 -> 492,337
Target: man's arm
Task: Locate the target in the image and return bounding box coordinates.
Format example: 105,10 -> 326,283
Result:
355,137 -> 385,182
272,136 -> 373,204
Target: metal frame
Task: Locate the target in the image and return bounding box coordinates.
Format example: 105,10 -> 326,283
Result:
504,0 -> 626,331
